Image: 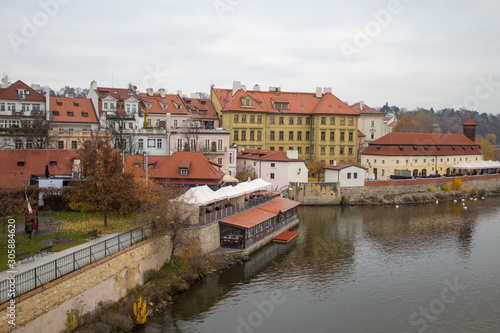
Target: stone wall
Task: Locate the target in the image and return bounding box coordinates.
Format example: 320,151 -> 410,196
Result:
342,174 -> 500,204
0,234 -> 172,333
289,182 -> 341,205
184,220 -> 220,253
290,175 -> 500,206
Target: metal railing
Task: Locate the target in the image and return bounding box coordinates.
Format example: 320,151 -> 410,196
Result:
0,224 -> 153,305
202,195 -> 273,224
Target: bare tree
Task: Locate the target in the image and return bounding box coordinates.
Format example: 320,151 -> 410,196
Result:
142,185 -> 194,265
105,115 -> 138,154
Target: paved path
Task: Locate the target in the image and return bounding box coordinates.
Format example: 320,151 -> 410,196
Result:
0,233 -> 119,281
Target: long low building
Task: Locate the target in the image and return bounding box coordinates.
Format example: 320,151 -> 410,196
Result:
360,120 -> 484,180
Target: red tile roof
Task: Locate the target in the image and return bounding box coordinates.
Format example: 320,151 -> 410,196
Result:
151,152 -> 224,183
138,93 -> 188,116
237,149 -> 305,162
96,87 -> 137,101
362,132 -> 483,156
463,119 -> 476,126
0,149 -> 79,188
212,88 -> 358,116
0,80 -> 45,101
350,102 -> 384,115
124,155 -> 170,175
323,163 -> 363,171
183,98 -> 218,120
358,130 -> 366,138
50,97 -> 98,124
220,197 -> 299,229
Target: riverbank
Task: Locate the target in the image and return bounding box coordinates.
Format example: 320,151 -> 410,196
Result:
69,249 -> 245,333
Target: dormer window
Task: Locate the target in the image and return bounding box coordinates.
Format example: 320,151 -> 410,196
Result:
81,112 -> 88,117
17,90 -> 26,100
180,168 -> 188,176
73,101 -> 79,107
50,157 -> 57,166
17,157 -> 25,166
57,100 -> 63,106
53,111 -> 60,116
67,111 -> 74,117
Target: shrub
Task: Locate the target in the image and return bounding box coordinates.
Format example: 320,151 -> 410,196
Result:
451,177 -> 462,190
130,297 -> 150,325
442,184 -> 451,191
428,185 -> 435,192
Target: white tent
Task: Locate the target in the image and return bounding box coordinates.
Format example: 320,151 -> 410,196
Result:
233,181 -> 256,194
249,178 -> 272,191
215,185 -> 242,199
177,185 -> 220,205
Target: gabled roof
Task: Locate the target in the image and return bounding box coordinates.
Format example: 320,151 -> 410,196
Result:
350,102 -> 384,115
183,97 -> 218,120
212,88 -> 358,116
361,132 -> 483,156
311,92 -> 359,115
124,154 -> 170,175
358,130 -> 366,138
0,80 -> 45,101
96,87 -> 138,101
138,93 -> 188,116
323,163 -> 364,171
50,97 -> 98,124
0,149 -> 79,188
151,152 -> 224,180
237,149 -> 305,162
220,197 -> 299,229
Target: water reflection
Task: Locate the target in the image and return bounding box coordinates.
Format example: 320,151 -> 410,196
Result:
142,198 -> 500,333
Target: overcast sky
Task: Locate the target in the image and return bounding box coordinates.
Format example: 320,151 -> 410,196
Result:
1,0 -> 499,113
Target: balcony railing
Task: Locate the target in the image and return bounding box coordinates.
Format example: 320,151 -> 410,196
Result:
202,194 -> 273,224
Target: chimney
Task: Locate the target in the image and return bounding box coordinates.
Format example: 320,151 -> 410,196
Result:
146,88 -> 154,97
323,87 -> 332,94
360,101 -> 364,111
190,93 -> 200,99
286,150 -> 298,160
463,119 -> 477,142
158,88 -> 166,98
333,160 -> 337,167
232,81 -> 242,96
177,90 -> 182,97
253,84 -> 260,91
315,87 -> 322,98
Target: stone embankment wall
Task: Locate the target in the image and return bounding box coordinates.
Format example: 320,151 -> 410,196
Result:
291,174 -> 500,205
342,174 -> 500,205
289,182 -> 341,205
0,234 -> 172,333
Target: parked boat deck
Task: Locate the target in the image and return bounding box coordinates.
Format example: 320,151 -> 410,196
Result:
273,231 -> 298,243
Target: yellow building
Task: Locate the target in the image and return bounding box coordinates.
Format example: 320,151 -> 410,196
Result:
361,121 -> 484,180
210,82 -> 359,164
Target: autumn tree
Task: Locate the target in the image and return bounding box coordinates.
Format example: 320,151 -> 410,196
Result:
68,133 -> 138,228
476,135 -> 497,160
307,160 -> 324,182
235,165 -> 255,182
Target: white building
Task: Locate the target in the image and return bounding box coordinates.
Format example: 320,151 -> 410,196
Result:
237,149 -> 308,191
350,102 -> 385,144
323,162 -> 365,187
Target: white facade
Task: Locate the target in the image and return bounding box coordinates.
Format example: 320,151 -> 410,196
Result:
358,114 -> 384,143
238,150 -> 308,191
324,165 -> 365,187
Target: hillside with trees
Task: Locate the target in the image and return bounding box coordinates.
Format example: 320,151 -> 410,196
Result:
383,106 -> 500,144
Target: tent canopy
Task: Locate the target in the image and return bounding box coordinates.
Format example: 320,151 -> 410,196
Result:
452,160 -> 500,170
177,178 -> 272,206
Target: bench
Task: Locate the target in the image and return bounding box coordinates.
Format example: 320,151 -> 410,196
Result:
16,251 -> 36,264
87,229 -> 101,239
37,245 -> 53,257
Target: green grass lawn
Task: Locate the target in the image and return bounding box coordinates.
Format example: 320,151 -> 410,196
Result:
0,231 -> 88,272
0,210 -> 149,273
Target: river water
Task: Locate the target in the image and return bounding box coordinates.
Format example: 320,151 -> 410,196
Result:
141,197 -> 500,333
